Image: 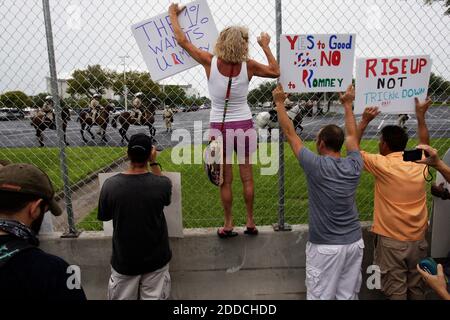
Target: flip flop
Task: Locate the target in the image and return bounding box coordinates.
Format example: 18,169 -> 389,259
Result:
244,227 -> 259,236
217,228 -> 238,239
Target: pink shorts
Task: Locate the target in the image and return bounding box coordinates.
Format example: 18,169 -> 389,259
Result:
210,119 -> 257,163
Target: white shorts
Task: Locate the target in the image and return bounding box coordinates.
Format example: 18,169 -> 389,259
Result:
107,264 -> 171,300
306,239 -> 364,300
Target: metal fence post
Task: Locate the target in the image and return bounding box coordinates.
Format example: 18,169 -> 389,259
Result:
273,0 -> 292,232
42,0 -> 80,238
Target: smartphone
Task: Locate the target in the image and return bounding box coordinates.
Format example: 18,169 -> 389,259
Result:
403,149 -> 423,162
419,257 -> 438,275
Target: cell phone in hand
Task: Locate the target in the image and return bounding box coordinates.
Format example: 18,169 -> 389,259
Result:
403,149 -> 423,162
419,257 -> 438,275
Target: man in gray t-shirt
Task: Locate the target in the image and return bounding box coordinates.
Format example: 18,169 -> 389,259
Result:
274,84 -> 364,300
299,148 -> 363,245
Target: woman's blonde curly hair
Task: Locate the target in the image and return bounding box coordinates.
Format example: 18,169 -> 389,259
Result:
214,26 -> 249,64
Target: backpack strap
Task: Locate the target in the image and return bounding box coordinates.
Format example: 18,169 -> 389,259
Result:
0,238 -> 36,269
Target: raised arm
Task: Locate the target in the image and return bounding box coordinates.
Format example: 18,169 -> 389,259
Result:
169,4 -> 212,67
339,85 -> 359,152
149,147 -> 163,177
415,97 -> 432,146
273,84 -> 303,156
248,33 -> 280,79
357,107 -> 381,145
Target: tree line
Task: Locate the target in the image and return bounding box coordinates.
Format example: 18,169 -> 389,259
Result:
0,65 -> 210,110
1,65 -> 449,110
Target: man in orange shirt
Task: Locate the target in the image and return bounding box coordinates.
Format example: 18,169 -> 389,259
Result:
357,98 -> 432,300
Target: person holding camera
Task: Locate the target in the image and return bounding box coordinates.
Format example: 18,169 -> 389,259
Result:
356,98 -> 432,300
417,143 -> 450,182
416,144 -> 450,200
415,144 -> 450,300
98,133 -> 173,300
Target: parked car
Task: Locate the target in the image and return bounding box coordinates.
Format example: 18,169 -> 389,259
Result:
112,107 -> 125,116
187,105 -> 200,112
0,108 -> 25,121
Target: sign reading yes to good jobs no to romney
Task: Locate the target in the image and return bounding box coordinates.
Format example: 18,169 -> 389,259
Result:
280,34 -> 356,93
355,55 -> 432,114
131,0 -> 218,82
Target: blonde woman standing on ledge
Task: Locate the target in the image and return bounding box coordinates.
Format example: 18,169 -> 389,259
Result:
169,3 -> 280,239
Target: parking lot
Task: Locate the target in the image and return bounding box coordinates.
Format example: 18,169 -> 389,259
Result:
0,107 -> 449,150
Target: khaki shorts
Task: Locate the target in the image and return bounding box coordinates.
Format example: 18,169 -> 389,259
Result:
107,264 -> 171,300
374,235 -> 428,300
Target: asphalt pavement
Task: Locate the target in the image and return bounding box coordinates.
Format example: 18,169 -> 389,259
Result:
0,108 -> 449,150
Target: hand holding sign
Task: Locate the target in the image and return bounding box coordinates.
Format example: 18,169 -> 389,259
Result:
339,85 -> 356,106
132,0 -> 218,82
273,84 -> 287,107
415,97 -> 432,119
257,32 -> 271,48
169,3 -> 186,16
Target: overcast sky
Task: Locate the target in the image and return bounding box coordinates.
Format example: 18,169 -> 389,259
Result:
0,0 -> 448,97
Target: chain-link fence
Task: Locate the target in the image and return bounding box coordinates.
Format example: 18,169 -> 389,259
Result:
0,0 -> 449,235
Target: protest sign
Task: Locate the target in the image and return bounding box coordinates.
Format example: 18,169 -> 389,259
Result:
280,34 -> 356,93
131,0 -> 218,82
355,55 -> 432,114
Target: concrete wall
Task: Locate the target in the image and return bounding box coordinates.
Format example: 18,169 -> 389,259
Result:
39,223 -> 390,300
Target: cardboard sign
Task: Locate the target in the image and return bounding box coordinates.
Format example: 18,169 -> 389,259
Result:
131,0 -> 218,82
99,172 -> 184,238
355,55 -> 432,114
280,34 -> 356,93
431,148 -> 450,258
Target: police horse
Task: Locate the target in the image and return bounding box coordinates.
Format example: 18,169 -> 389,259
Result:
30,108 -> 71,147
77,104 -> 115,144
111,100 -> 157,144
255,103 -> 305,139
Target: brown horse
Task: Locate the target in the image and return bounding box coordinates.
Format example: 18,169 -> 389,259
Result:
30,108 -> 71,147
77,104 -> 115,143
112,108 -> 157,144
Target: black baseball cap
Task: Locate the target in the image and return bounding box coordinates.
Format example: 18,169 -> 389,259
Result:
0,163 -> 62,216
128,133 -> 153,157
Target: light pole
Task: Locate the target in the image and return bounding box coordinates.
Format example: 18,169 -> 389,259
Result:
119,55 -> 130,111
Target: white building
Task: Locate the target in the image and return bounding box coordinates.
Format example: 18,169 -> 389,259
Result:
46,71 -> 119,100
46,71 -> 202,100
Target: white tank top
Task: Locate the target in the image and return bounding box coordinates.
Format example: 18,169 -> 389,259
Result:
208,56 -> 252,123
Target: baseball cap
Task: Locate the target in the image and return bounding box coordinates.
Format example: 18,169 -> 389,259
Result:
0,164 -> 62,216
128,133 -> 153,157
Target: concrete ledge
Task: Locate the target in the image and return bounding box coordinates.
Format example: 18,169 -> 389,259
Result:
38,223 -> 391,300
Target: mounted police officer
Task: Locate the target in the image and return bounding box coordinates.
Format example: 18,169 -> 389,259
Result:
90,93 -> 102,121
132,92 -> 145,124
40,96 -> 54,122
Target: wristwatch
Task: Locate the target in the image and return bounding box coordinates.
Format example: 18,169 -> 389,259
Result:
150,163 -> 162,169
